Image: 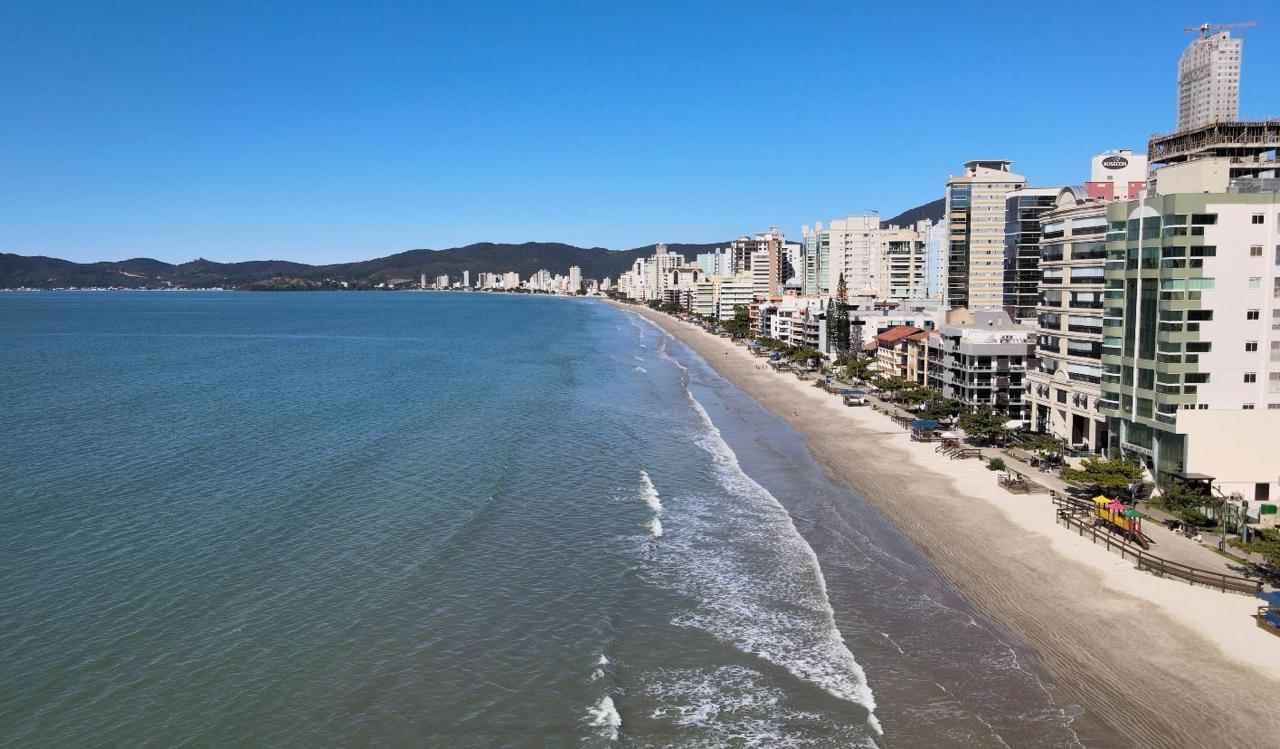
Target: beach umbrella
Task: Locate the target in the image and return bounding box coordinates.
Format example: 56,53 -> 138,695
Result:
1092,496 -> 1110,506
1121,509 -> 1141,518
1107,500 -> 1125,512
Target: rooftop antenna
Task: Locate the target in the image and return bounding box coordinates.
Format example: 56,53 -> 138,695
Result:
1184,21 -> 1256,38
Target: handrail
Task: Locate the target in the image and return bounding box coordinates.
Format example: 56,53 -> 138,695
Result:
1052,497 -> 1261,595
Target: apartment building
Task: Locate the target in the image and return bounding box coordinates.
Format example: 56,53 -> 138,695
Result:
1101,122 -> 1280,501
801,215 -> 881,298
926,309 -> 1033,421
880,220 -> 931,302
729,229 -> 784,296
1027,186 -> 1111,452
799,223 -> 831,297
1177,30 -> 1242,132
874,325 -> 927,381
1004,187 -> 1060,323
945,160 -> 1027,310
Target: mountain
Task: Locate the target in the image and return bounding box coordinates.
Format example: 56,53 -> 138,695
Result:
0,241 -> 729,290
881,198 -> 945,228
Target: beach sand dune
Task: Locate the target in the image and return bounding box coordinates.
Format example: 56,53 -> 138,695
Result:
623,303 -> 1280,749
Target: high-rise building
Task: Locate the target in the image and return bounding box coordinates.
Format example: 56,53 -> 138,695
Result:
924,218 -> 948,302
800,223 -> 830,297
1027,186 -> 1110,453
1101,121 -> 1280,501
462,270 -> 470,288
1176,30 -> 1242,132
749,249 -> 773,299
944,160 -> 1027,310
728,229 -> 783,296
800,215 -> 880,298
696,249 -> 732,278
1004,187 -> 1061,323
879,219 -> 931,302
568,266 -> 582,293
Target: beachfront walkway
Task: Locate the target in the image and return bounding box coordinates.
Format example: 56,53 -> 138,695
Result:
802,368 -> 1268,586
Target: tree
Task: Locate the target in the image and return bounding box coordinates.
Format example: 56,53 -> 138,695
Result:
958,407 -> 1010,446
722,304 -> 751,339
826,297 -> 850,356
841,355 -> 874,383
788,346 -> 822,368
919,397 -> 963,422
1060,457 -> 1149,500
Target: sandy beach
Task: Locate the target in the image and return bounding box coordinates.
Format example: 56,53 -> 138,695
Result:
621,302 -> 1280,749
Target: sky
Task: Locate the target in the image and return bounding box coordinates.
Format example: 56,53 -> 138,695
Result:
3,0 -> 1278,264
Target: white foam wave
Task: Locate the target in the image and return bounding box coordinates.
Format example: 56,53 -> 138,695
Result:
634,366 -> 647,373
585,695 -> 621,740
639,470 -> 663,513
643,666 -> 876,748
672,391 -> 882,736
597,654 -> 610,666
648,516 -> 664,538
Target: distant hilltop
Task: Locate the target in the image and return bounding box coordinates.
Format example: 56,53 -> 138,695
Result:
0,241 -> 728,290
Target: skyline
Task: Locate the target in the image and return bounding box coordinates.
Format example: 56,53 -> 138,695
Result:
4,0 -> 1278,264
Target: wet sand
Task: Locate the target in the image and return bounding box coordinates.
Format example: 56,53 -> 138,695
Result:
622,302 -> 1280,749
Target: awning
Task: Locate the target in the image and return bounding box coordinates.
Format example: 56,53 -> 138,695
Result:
911,419 -> 940,430
1004,419 -> 1024,430
1121,509 -> 1142,518
940,431 -> 961,439
1092,496 -> 1110,506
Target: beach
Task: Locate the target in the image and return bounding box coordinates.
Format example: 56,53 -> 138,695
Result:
622,302 -> 1280,749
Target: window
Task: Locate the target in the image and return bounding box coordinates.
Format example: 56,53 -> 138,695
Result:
1247,309 -> 1260,320
1251,213 -> 1265,225
1185,372 -> 1210,384
1270,404 -> 1280,410
1243,404 -> 1256,410
1191,213 -> 1217,225
1275,245 -> 1280,264
1245,372 -> 1257,383
1056,389 -> 1067,404
1187,310 -> 1213,321
1246,341 -> 1258,352
1186,342 -> 1212,353
1250,245 -> 1263,257
1249,277 -> 1262,289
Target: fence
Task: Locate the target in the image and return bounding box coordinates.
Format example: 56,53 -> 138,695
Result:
1052,496 -> 1261,595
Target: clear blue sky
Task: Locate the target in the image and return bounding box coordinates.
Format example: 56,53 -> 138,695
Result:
3,1 -> 1277,264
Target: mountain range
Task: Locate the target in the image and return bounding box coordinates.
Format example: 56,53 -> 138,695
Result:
0,242 -> 727,290
1,199 -> 947,289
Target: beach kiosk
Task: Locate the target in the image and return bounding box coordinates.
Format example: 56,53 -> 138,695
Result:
910,419 -> 940,442
1256,591 -> 1280,637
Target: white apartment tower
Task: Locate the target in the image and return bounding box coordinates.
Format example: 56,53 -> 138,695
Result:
944,160 -> 1027,310
568,266 -> 582,293
1177,30 -> 1242,132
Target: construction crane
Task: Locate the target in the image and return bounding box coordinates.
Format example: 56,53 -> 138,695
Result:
1184,21 -> 1256,38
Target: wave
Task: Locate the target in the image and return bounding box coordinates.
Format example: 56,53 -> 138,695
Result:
585,695 -> 622,741
638,470 -> 663,513
639,470 -> 664,538
634,366 -> 647,374
642,665 -> 876,748
672,391 -> 882,737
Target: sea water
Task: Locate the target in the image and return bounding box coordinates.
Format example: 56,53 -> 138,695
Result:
0,292 -> 1095,747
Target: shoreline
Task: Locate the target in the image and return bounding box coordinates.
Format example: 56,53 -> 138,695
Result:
615,301 -> 1280,748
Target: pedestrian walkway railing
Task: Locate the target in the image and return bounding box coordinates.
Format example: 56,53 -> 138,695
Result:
1052,496 -> 1261,595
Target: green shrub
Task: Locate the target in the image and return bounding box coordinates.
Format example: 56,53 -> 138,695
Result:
987,457 -> 1006,472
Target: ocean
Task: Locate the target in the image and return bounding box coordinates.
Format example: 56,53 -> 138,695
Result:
0,292 -> 1091,747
